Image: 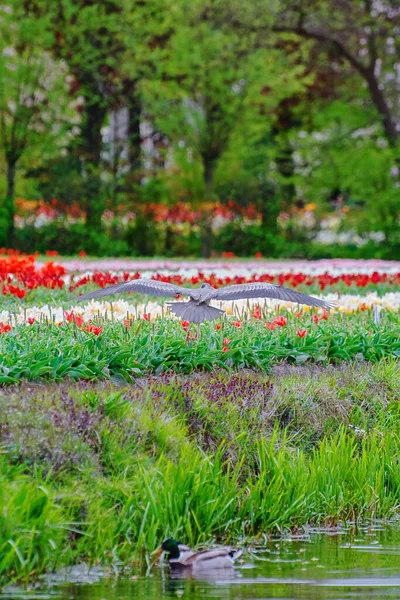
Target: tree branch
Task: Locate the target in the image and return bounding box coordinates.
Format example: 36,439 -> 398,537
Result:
272,24 -> 370,78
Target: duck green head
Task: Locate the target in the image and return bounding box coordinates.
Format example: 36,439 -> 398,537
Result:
151,537 -> 181,560
161,538 -> 180,559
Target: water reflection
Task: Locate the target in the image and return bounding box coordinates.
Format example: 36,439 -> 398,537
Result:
2,521 -> 400,600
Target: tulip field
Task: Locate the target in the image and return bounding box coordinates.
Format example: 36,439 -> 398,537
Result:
1,251 -> 400,584
0,252 -> 399,384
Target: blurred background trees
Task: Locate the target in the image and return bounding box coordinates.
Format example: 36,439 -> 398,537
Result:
0,0 -> 399,257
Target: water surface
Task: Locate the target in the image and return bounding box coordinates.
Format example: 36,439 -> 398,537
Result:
3,522 -> 400,600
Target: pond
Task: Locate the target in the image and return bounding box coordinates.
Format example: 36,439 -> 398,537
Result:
3,522 -> 400,600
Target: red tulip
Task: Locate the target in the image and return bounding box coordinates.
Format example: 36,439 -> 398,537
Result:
74,315 -> 84,327
0,322 -> 11,334
274,316 -> 287,327
86,324 -> 103,335
297,328 -> 307,338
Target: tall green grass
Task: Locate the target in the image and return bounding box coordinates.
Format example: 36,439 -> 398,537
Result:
0,459 -> 67,583
1,362 -> 400,584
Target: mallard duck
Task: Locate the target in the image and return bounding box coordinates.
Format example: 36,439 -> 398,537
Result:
151,538 -> 242,569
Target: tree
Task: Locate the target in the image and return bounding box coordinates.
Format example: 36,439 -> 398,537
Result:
274,0 -> 400,149
48,0 -> 128,235
0,2 -> 73,246
136,0 -> 307,256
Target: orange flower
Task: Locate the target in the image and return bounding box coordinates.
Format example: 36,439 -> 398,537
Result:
297,328 -> 307,338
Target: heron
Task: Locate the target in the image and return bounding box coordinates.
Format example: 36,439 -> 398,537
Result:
75,278 -> 334,323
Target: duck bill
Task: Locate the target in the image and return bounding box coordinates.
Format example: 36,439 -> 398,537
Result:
151,546 -> 163,558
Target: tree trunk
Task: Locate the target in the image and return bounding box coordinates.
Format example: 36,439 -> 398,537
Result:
275,141 -> 296,208
364,71 -> 399,148
4,160 -> 17,247
260,184 -> 280,232
127,90 -> 142,178
273,100 -> 298,208
80,95 -> 108,233
200,160 -> 215,258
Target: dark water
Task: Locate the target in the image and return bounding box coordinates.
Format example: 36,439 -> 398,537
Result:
3,522 -> 400,600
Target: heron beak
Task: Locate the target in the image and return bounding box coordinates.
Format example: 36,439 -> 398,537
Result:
151,545 -> 163,559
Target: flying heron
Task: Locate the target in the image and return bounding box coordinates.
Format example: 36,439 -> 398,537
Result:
76,278 -> 334,323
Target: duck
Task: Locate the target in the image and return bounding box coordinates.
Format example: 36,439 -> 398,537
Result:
151,537 -> 242,569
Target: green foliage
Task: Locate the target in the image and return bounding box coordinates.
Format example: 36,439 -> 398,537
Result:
0,459 -> 66,583
0,310 -> 399,385
0,1 -> 75,244
291,100 -> 400,247
1,361 -> 400,582
0,0 -> 398,257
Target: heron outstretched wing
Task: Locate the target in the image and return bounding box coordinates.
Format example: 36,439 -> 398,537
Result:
76,278 -> 200,302
215,282 -> 334,309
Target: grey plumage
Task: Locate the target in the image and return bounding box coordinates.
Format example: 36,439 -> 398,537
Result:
167,302 -> 225,323
76,278 -> 334,323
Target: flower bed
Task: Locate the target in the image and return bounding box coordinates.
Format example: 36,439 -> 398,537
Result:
1,254 -> 400,300
0,253 -> 399,384
0,313 -> 399,384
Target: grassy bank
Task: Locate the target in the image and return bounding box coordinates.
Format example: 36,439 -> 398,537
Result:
1,360 -> 400,584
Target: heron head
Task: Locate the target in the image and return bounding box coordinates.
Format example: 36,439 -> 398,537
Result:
200,283 -> 212,289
